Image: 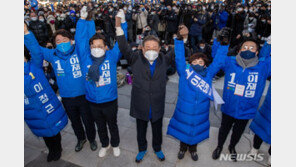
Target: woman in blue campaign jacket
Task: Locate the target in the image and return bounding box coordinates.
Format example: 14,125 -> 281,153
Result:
24,21 -> 97,153
210,36 -> 271,161
24,49 -> 68,162
249,83 -> 271,161
167,25 -> 220,161
73,9 -> 128,157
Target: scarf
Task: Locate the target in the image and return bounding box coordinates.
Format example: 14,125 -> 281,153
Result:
236,54 -> 259,69
87,55 -> 106,82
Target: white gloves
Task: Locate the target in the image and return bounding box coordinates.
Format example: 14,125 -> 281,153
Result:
80,6 -> 88,19
116,9 -> 126,23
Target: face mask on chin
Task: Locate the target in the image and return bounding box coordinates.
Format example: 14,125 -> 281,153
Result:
144,50 -> 158,65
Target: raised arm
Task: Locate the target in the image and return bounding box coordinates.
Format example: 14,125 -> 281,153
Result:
110,22 -> 128,63
174,39 -> 186,77
258,37 -> 271,58
115,10 -> 136,64
24,23 -> 54,63
206,43 -> 228,79
74,6 -> 96,63
211,38 -> 220,59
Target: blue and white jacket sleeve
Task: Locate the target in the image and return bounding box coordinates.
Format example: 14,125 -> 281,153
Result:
174,39 -> 186,77
258,41 -> 271,58
110,22 -> 128,63
211,38 -> 220,58
75,19 -> 96,64
24,32 -> 55,63
206,43 -> 229,79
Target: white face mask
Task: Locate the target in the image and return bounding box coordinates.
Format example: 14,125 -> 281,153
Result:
144,50 -> 158,64
31,17 -> 37,21
124,7 -> 127,11
39,18 -> 44,22
91,48 -> 105,58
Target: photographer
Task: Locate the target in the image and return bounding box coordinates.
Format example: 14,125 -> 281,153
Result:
164,6 -> 178,44
132,5 -> 148,36
189,10 -> 207,53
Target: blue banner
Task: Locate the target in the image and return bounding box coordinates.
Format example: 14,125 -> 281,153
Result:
185,65 -> 214,100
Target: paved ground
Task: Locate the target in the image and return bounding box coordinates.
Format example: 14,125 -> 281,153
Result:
24,71 -> 271,167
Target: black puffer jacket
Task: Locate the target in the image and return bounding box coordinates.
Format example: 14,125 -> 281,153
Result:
165,10 -> 178,33
29,20 -> 49,45
55,17 -> 75,31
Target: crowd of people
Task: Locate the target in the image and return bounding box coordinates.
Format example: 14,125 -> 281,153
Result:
24,0 -> 271,166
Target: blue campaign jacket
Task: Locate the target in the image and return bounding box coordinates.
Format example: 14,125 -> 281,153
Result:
218,11 -> 229,30
249,84 -> 271,144
74,19 -> 128,104
209,40 -> 271,120
24,61 -> 68,137
167,39 -> 214,145
24,31 -> 86,98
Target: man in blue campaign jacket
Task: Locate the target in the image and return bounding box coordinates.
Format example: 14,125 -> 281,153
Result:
24,19 -> 97,152
167,25 -> 216,161
73,8 -> 127,158
210,29 -> 271,161
249,83 -> 271,165
24,47 -> 68,162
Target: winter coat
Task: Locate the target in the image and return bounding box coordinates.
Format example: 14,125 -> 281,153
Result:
165,11 -> 178,33
189,14 -> 206,36
28,20 -> 49,45
132,10 -> 148,30
116,33 -> 173,122
249,84 -> 271,144
167,39 -> 213,145
209,40 -> 271,120
24,31 -> 86,98
74,19 -> 127,104
244,15 -> 257,33
24,60 -> 67,137
218,11 -> 229,30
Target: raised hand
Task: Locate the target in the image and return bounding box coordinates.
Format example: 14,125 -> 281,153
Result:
80,6 -> 88,19
116,9 -> 126,23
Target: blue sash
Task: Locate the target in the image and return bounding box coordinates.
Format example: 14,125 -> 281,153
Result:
185,64 -> 214,100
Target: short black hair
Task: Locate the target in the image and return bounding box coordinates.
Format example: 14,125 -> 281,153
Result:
89,33 -> 106,46
239,38 -> 260,52
142,35 -> 160,47
189,52 -> 210,67
52,29 -> 73,46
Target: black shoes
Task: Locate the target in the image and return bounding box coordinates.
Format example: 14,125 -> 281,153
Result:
212,147 -> 222,160
47,149 -> 62,162
177,150 -> 186,160
90,141 -> 98,151
52,151 -> 62,161
75,139 -> 87,152
47,151 -> 54,162
190,151 -> 198,161
228,146 -> 237,162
